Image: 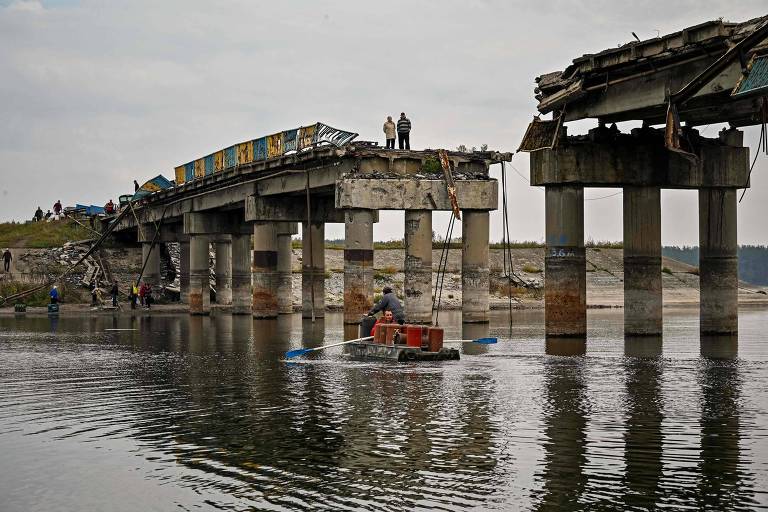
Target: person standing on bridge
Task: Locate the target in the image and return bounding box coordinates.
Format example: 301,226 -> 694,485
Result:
2,249 -> 12,273
397,112 -> 411,150
383,116 -> 396,149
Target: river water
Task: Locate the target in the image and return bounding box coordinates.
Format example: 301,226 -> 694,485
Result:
0,308 -> 767,511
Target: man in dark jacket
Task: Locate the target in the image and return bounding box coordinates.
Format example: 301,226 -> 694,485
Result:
2,249 -> 11,272
368,286 -> 405,324
110,280 -> 119,307
397,112 -> 411,150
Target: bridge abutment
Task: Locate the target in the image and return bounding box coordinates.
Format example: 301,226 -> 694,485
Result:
404,210 -> 432,324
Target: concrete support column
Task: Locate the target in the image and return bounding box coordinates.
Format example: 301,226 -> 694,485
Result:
302,221 -> 325,319
189,235 -> 210,315
699,188 -> 738,335
545,186 -> 586,337
404,210 -> 432,323
344,209 -> 374,324
276,233 -> 294,314
142,243 -> 161,287
623,187 -> 662,336
231,234 -> 252,315
179,241 -> 190,304
214,238 -> 233,305
461,210 -> 490,323
252,223 -> 278,318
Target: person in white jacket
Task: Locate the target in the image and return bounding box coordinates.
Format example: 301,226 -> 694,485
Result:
383,116 -> 396,149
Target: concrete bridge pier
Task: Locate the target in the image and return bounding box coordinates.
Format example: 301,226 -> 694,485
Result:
698,128 -> 742,336
544,186 -> 586,337
252,223 -> 279,319
214,237 -> 233,306
179,241 -> 190,304
461,210 -> 490,323
189,235 -> 211,315
623,187 -> 662,336
302,221 -> 325,319
404,210 -> 432,324
141,242 -> 161,288
344,209 -> 374,324
276,223 -> 297,315
699,188 -> 738,335
231,234 -> 252,315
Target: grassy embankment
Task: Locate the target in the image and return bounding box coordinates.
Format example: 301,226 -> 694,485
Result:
0,220 -> 94,249
0,220 -> 93,306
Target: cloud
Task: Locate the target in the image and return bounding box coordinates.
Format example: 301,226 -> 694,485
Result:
0,0 -> 766,245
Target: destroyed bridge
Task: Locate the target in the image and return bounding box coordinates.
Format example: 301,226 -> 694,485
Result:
110,127 -> 511,324
523,15 -> 768,339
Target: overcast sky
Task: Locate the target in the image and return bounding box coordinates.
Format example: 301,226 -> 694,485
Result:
1,0 -> 766,245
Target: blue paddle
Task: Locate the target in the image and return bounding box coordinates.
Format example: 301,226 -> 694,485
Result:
443,337 -> 498,344
285,335 -> 374,359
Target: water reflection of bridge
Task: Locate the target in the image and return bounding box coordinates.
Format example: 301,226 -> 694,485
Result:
81,314 -> 759,509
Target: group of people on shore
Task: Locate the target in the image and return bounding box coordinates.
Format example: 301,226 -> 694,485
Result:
33,201 -> 63,223
382,113 -> 412,150
49,279 -> 155,310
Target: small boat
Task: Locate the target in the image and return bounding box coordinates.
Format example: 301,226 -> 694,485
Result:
344,341 -> 460,362
347,316 -> 460,362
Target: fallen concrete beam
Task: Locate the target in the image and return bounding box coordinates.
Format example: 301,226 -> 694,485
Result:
335,179 -> 498,210
531,135 -> 748,188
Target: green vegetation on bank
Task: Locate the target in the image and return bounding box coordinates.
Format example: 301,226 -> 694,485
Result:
0,221 -> 94,249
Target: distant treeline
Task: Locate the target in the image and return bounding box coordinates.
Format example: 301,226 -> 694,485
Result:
663,245 -> 768,285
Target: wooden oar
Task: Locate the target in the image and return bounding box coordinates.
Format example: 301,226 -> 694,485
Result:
285,336 -> 374,359
443,337 -> 498,344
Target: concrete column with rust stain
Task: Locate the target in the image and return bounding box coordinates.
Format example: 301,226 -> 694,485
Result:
189,235 -> 211,315
214,238 -> 233,305
699,188 -> 738,335
252,223 -> 278,318
545,186 -> 586,337
404,210 -> 432,323
343,209 -> 374,324
623,186 -> 662,336
142,242 -> 161,287
302,221 -> 325,318
461,210 -> 490,323
179,241 -> 190,304
276,233 -> 293,314
230,234 -> 252,315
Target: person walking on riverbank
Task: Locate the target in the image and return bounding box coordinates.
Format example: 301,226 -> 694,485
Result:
49,285 -> 59,304
383,116 -> 396,149
397,112 -> 411,150
2,249 -> 11,273
110,280 -> 119,307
